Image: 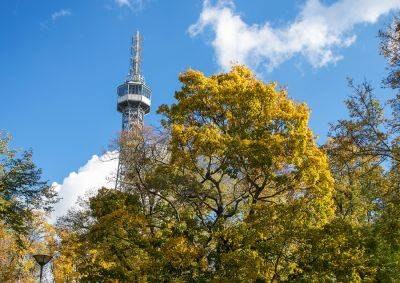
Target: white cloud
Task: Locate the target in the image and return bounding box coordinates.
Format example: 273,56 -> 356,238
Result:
115,0 -> 145,10
115,0 -> 132,7
50,152 -> 118,222
41,9 -> 71,30
51,9 -> 71,21
189,0 -> 400,71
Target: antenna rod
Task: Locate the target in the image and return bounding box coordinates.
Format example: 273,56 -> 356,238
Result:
129,30 -> 142,81
134,30 -> 140,76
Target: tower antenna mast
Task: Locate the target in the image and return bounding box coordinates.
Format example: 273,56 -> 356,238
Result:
129,30 -> 143,82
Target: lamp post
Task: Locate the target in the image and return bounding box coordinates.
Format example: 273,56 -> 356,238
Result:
33,254 -> 52,283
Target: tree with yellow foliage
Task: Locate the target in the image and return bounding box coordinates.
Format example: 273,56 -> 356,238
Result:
56,66 -> 335,281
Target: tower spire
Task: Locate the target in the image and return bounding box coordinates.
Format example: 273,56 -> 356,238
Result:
129,30 -> 143,82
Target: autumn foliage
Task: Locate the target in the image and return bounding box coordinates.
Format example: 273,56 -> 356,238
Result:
52,65 -> 337,281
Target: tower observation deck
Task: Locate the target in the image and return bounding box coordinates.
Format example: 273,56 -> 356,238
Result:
115,31 -> 151,188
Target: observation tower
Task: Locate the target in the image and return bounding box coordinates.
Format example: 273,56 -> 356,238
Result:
115,31 -> 151,188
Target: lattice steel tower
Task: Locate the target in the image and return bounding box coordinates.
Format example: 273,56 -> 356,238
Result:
115,31 -> 151,188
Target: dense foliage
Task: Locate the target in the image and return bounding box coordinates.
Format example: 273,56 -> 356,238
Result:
55,66 -> 335,281
0,134 -> 56,236
0,134 -> 57,281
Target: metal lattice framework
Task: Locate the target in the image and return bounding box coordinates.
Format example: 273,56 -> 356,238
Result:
122,105 -> 145,130
115,31 -> 151,188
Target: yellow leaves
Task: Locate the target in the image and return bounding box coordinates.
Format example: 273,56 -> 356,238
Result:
163,236 -> 200,269
161,65 -> 336,227
171,124 -> 192,145
164,65 -> 316,157
0,212 -> 58,282
194,126 -> 227,151
220,248 -> 265,281
54,65 -> 373,280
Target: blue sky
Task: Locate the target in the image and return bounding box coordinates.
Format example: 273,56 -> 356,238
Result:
1,0 -> 399,204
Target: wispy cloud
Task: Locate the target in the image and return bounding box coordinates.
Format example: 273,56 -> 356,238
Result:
114,0 -> 146,11
51,9 -> 71,22
115,0 -> 132,7
189,0 -> 400,72
41,8 -> 72,30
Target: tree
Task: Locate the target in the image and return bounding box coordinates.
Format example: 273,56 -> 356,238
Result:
321,13 -> 400,281
0,212 -> 57,282
0,133 -> 58,281
54,128 -> 174,281
380,15 -> 400,90
56,66 -> 335,281
0,133 -> 57,238
158,65 -> 335,280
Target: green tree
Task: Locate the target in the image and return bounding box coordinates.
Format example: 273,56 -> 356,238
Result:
318,13 -> 400,281
0,133 -> 57,238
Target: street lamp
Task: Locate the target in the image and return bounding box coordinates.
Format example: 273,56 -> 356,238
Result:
33,254 -> 52,283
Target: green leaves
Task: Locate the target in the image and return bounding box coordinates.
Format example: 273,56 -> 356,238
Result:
0,134 -> 57,239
